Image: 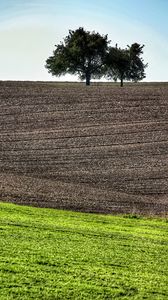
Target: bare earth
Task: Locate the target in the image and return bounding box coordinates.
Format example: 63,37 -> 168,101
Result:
0,81 -> 168,215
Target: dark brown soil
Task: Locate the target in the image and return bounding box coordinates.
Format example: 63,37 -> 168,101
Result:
0,81 -> 168,215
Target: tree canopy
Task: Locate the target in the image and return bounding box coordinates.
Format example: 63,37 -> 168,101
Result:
46,27 -> 148,86
105,46 -> 130,87
128,43 -> 148,82
45,27 -> 109,86
105,43 -> 148,87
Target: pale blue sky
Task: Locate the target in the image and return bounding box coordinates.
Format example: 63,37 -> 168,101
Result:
0,0 -> 168,81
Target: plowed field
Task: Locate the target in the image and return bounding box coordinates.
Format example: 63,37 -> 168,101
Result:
0,81 -> 168,215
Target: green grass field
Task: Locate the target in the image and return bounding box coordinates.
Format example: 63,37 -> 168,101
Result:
0,202 -> 168,299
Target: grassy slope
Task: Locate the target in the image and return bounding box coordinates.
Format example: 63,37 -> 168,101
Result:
0,203 -> 168,299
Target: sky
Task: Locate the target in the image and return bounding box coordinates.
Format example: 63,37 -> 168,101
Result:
0,0 -> 168,82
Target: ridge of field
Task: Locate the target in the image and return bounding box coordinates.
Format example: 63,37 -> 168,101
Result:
0,81 -> 168,215
0,202 -> 168,299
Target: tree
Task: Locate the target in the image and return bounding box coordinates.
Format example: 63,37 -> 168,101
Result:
105,43 -> 147,86
128,43 -> 148,82
45,27 -> 109,85
105,45 -> 130,87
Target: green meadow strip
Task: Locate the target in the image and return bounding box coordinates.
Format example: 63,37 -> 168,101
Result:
0,202 -> 168,299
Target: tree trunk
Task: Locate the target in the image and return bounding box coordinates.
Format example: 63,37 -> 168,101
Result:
86,73 -> 91,86
120,76 -> 123,87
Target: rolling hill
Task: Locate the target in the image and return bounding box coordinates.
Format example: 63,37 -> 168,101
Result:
0,81 -> 168,215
